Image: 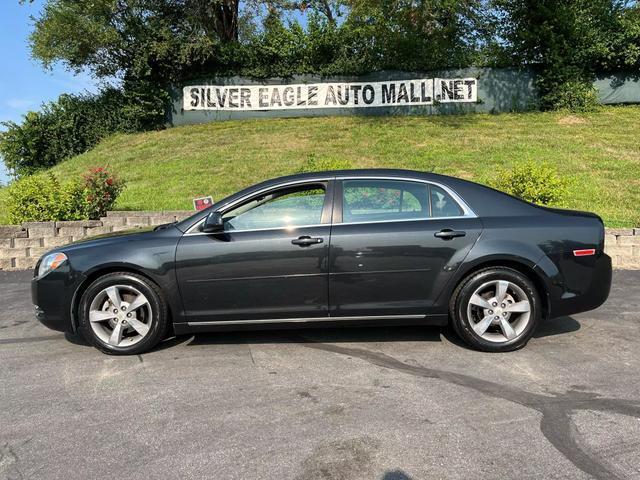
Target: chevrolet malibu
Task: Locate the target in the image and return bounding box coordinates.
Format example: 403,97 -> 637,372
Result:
32,169 -> 612,354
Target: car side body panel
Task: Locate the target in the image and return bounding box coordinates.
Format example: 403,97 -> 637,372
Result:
328,217 -> 482,317
174,225 -> 332,322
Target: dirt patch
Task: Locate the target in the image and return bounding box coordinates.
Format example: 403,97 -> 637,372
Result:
557,115 -> 587,125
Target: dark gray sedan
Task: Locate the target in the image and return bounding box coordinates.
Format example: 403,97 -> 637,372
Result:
31,169 -> 611,354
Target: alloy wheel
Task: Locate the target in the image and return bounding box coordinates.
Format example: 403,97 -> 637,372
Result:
88,285 -> 153,347
466,279 -> 531,343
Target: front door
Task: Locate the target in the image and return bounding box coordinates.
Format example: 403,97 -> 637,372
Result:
175,181 -> 333,323
328,178 -> 482,317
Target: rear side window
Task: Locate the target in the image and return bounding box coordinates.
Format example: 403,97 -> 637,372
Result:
342,179 -> 465,223
430,184 -> 464,217
342,180 -> 429,223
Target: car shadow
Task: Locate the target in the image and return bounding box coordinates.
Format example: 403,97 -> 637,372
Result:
155,316 -> 581,352
154,325 -> 445,352
65,316 -> 582,352
533,315 -> 581,338
381,471 -> 414,480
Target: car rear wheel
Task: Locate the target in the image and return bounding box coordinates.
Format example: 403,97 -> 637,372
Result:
450,267 -> 541,352
78,272 -> 169,355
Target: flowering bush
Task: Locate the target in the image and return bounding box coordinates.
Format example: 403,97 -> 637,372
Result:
6,167 -> 125,223
83,167 -> 125,219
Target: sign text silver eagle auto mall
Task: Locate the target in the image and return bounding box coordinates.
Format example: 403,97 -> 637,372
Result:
183,78 -> 478,111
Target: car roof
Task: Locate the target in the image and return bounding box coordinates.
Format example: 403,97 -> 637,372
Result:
260,168 -> 443,183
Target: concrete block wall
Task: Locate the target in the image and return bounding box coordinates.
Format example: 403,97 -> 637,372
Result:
605,228 -> 640,269
0,211 -> 192,271
0,212 -> 638,271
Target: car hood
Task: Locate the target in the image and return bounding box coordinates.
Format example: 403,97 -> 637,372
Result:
57,226 -> 165,253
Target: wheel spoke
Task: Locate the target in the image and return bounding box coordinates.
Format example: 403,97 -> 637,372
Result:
126,317 -> 149,337
499,317 -> 516,340
89,310 -> 115,323
495,281 -> 509,303
473,315 -> 495,336
109,320 -> 124,346
105,286 -> 122,309
505,300 -> 530,313
469,294 -> 492,309
126,294 -> 149,313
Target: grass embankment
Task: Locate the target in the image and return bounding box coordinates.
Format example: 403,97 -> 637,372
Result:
1,105 -> 639,226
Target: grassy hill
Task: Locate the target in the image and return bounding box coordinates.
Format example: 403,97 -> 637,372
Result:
1,105 -> 639,227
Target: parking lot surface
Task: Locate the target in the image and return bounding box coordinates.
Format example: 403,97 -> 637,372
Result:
1,269 -> 640,480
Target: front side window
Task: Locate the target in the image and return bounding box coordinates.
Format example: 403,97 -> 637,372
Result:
222,185 -> 326,231
342,179 -> 465,223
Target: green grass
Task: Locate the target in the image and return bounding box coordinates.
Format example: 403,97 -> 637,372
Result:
2,105 -> 640,226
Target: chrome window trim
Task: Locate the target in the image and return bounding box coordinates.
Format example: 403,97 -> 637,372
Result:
187,314 -> 426,326
184,175 -> 477,236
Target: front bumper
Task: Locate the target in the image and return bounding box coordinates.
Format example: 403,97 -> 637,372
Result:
31,267 -> 86,333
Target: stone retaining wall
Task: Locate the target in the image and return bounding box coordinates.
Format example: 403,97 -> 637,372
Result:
605,229 -> 640,269
0,211 -> 638,270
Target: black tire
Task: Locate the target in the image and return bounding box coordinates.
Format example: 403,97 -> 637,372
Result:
449,267 -> 541,352
78,272 -> 169,355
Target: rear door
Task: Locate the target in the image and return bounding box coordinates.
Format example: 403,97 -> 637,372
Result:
328,178 -> 482,318
175,180 -> 334,323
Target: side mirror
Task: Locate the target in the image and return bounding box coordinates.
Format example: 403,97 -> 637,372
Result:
201,212 -> 224,233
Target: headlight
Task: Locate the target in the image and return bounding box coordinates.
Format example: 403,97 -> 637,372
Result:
38,252 -> 68,278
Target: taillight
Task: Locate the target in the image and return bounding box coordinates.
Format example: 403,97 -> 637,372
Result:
573,249 -> 596,257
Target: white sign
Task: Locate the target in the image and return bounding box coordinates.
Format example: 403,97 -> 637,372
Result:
183,78 -> 477,111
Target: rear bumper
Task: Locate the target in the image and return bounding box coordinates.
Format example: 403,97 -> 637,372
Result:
31,268 -> 86,333
542,252 -> 612,319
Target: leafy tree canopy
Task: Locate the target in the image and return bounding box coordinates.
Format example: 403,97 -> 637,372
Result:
26,0 -> 491,83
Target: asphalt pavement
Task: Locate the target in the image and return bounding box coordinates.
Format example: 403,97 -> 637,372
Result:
1,269 -> 639,480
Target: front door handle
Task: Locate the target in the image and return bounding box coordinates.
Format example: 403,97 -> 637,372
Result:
291,236 -> 324,246
434,229 -> 466,240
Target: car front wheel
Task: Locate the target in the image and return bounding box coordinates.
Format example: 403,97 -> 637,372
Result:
78,272 -> 169,355
450,267 -> 541,352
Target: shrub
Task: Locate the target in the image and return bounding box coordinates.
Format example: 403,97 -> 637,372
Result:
83,167 -> 125,219
0,87 -> 166,178
490,162 -> 569,206
6,167 -> 125,223
540,79 -> 600,112
6,173 -> 85,223
297,155 -> 352,173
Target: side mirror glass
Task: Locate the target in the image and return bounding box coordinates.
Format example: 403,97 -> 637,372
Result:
201,212 -> 224,233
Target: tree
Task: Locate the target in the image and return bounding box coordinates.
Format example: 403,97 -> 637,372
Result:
488,0 -> 640,109
29,1 -> 240,81
27,0 -> 489,82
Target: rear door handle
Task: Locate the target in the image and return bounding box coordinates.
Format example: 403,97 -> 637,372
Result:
291,236 -> 324,246
434,229 -> 466,240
